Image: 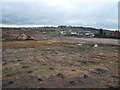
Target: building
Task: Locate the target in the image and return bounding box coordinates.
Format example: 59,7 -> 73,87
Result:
108,30 -> 120,37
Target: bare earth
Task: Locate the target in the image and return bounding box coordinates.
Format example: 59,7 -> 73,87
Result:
76,38 -> 119,45
2,30 -> 119,88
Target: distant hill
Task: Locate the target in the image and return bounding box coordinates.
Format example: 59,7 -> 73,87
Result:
2,25 -> 112,34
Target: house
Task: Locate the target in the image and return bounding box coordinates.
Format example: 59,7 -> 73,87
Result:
108,30 -> 120,37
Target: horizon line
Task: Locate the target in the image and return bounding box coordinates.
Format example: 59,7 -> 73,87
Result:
0,24 -> 118,31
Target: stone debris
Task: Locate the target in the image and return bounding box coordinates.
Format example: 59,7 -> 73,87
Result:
38,78 -> 43,82
94,44 -> 98,47
56,73 -> 65,79
28,71 -> 33,73
8,81 -> 14,84
77,44 -> 82,46
22,66 -> 29,68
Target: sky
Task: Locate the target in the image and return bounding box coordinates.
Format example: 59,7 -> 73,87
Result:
1,0 -> 119,29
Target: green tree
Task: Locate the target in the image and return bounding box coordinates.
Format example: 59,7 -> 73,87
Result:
100,28 -> 103,34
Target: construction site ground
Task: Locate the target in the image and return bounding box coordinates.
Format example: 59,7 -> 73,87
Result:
2,30 -> 119,88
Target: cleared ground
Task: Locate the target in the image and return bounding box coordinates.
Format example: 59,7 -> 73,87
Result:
76,38 -> 119,45
2,30 -> 119,88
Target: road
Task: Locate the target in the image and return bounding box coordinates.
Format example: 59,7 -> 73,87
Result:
80,38 -> 119,45
61,37 -> 119,45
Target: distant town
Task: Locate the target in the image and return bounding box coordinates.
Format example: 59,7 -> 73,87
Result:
1,25 -> 120,39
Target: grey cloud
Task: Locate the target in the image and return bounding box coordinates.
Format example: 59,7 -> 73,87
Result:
1,1 -> 118,29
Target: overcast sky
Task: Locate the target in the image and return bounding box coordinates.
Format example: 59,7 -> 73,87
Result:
1,0 -> 119,29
